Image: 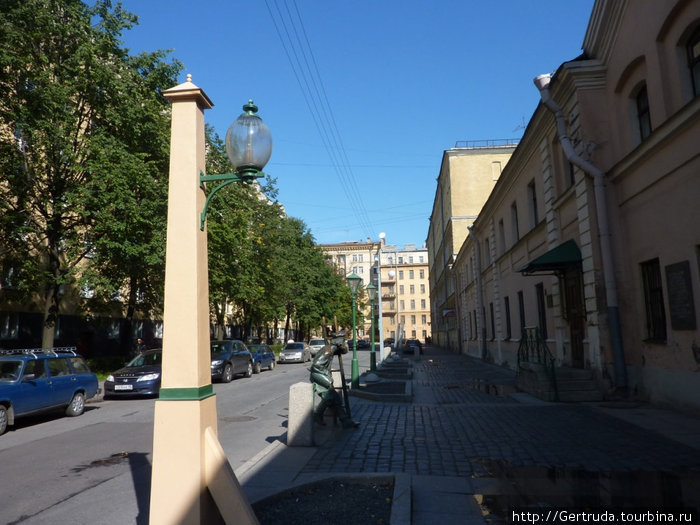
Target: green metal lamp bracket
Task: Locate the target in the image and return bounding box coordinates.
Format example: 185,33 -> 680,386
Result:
199,170 -> 263,230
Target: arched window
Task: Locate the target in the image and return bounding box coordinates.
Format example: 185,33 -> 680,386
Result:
688,26 -> 700,97
635,84 -> 652,142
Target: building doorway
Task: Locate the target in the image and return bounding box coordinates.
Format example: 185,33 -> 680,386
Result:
562,267 -> 585,368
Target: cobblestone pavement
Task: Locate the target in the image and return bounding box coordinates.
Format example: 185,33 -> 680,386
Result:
301,348 -> 700,514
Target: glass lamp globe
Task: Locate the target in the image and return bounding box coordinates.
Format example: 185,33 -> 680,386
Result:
225,99 -> 272,179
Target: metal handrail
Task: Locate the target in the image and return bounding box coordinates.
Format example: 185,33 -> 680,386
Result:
517,327 -> 558,401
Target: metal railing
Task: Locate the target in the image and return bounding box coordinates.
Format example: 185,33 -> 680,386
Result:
517,327 -> 558,401
453,139 -> 520,149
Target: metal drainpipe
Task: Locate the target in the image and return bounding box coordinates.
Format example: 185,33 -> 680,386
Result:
468,226 -> 488,360
534,74 -> 627,390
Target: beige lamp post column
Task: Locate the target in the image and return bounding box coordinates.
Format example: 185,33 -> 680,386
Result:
149,75 -> 259,524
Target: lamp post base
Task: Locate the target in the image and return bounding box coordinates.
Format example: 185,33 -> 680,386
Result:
370,351 -> 376,372
351,358 -> 360,389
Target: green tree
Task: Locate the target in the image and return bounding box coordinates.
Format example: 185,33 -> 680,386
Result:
0,0 -> 180,348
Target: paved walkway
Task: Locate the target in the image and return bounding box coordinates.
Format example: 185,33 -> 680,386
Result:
241,345 -> 700,523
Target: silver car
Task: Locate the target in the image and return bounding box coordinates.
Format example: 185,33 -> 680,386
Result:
278,342 -> 311,363
308,338 -> 326,357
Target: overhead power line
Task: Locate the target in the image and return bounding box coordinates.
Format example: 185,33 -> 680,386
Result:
264,0 -> 376,238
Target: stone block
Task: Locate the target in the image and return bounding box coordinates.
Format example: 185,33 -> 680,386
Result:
288,382 -> 314,447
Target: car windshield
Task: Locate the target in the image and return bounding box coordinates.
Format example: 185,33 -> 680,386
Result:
127,351 -> 162,367
284,343 -> 304,350
309,339 -> 325,346
248,345 -> 264,352
210,343 -> 230,355
0,360 -> 22,381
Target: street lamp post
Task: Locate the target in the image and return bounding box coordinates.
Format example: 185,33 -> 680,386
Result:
366,283 -> 377,371
150,75 -> 271,524
346,272 -> 361,388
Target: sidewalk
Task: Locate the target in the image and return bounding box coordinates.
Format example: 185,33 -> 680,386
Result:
239,345 -> 700,524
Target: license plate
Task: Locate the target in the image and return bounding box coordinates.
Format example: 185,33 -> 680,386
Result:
114,384 -> 133,391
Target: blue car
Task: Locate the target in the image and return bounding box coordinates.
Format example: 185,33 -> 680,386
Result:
104,349 -> 162,398
210,340 -> 253,382
0,348 -> 99,436
247,344 -> 276,373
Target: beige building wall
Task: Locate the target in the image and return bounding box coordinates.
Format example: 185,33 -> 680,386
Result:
427,144 -> 516,352
319,239 -> 380,337
378,243 -> 431,345
453,0 -> 700,412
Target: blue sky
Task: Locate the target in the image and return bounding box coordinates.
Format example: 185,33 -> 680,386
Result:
116,0 -> 594,248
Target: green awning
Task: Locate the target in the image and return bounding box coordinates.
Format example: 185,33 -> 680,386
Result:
517,239 -> 581,275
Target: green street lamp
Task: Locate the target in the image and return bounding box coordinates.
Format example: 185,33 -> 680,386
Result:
366,283 -> 377,372
346,272 -> 362,388
199,99 -> 272,230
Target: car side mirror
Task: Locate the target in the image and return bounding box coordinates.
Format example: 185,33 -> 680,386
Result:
22,373 -> 36,382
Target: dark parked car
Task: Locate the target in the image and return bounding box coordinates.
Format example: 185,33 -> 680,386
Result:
403,339 -> 423,354
0,348 -> 99,435
357,339 -> 370,349
247,344 -> 276,373
104,349 -> 162,398
210,340 -> 253,382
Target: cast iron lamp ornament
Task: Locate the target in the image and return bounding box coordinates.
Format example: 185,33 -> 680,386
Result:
346,272 -> 362,388
366,283 -> 377,371
199,99 -> 272,229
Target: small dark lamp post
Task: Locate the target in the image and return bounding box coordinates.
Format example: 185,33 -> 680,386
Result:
366,283 -> 377,371
346,272 -> 362,388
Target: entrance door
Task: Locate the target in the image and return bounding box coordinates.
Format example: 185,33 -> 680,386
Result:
563,267 -> 585,368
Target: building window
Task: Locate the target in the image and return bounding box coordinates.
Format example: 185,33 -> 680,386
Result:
511,202 -> 520,244
504,296 -> 511,340
410,285 -> 415,294
536,283 -> 547,340
635,85 -> 652,142
420,284 -> 425,294
421,314 -> 427,324
420,269 -> 425,279
641,258 -> 667,341
411,315 -> 416,324
409,270 -> 414,279
410,300 -> 416,309
517,291 -> 525,335
409,256 -> 414,264
489,302 -> 495,340
498,219 -> 506,255
399,270 -> 404,279
484,238 -> 491,266
399,285 -> 404,294
400,300 -> 405,310
421,299 -> 426,309
688,26 -> 700,97
528,180 -> 539,228
0,313 -> 19,339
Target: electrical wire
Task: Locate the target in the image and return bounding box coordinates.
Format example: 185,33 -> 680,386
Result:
264,0 -> 377,239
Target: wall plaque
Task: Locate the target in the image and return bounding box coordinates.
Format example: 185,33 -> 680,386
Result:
665,260 -> 697,330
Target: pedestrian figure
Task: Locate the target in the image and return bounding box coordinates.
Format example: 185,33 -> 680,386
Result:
309,330 -> 359,428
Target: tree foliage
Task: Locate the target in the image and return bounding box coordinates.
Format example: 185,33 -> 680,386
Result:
0,0 -> 349,350
0,0 -> 180,348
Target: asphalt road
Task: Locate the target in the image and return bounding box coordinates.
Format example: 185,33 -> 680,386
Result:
0,349 -> 372,525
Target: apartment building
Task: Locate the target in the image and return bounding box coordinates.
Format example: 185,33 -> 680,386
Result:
377,242 -> 431,345
452,0 -> 700,411
426,142 -> 517,351
319,239 -> 432,346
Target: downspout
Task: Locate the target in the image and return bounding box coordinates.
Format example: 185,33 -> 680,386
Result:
468,226 -> 487,360
534,73 -> 627,390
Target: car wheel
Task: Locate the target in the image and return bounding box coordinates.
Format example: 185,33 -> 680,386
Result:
245,362 -> 253,378
269,360 -> 275,370
254,362 -> 262,374
222,364 -> 233,383
66,392 -> 85,417
0,405 -> 7,435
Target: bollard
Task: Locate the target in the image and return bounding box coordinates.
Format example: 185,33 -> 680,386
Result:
287,382 -> 314,446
